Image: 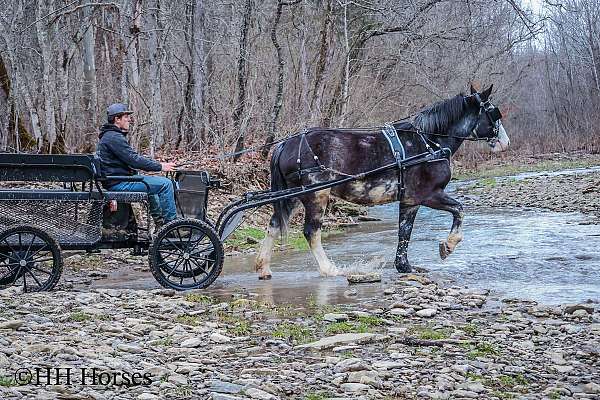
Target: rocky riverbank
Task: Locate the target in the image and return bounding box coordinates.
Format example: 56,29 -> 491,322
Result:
455,170 -> 600,221
1,273 -> 599,400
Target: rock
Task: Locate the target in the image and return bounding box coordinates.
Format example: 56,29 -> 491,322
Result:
347,370 -> 382,388
296,333 -> 381,350
334,358 -> 369,373
416,308 -> 437,317
340,383 -> 370,393
116,343 -> 143,354
572,309 -> 590,318
0,320 -> 25,330
210,333 -> 232,343
553,365 -> 574,373
323,313 -> 349,322
211,395 -> 245,400
245,387 -> 278,399
137,394 -> 159,400
564,304 -> 594,315
209,380 -> 245,394
451,389 -> 478,398
181,337 -> 204,348
347,272 -> 381,284
457,381 -> 485,393
579,382 -> 600,394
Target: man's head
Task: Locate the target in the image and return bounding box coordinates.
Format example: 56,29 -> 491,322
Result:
107,103 -> 134,131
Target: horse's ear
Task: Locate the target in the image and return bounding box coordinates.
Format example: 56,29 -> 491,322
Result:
481,84 -> 494,101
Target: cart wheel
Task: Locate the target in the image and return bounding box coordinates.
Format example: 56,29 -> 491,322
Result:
0,225 -> 63,292
149,218 -> 224,290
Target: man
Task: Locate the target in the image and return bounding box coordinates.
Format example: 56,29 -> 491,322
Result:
96,103 -> 177,227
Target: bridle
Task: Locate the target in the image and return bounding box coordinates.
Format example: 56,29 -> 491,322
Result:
467,93 -> 503,144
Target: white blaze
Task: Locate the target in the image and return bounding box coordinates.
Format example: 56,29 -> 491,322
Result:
490,122 -> 510,152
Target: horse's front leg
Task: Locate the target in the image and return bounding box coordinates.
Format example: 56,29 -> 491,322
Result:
395,205 -> 420,273
423,190 -> 464,260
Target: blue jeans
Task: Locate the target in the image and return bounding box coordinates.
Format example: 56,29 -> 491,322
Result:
109,175 -> 177,222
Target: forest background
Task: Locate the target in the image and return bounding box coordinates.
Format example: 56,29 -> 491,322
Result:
0,0 -> 598,167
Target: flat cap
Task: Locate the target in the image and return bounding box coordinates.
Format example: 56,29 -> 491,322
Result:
107,103 -> 133,118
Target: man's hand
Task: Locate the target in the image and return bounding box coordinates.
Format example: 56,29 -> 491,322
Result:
161,162 -> 177,172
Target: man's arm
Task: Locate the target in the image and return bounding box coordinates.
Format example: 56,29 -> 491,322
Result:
105,132 -> 162,172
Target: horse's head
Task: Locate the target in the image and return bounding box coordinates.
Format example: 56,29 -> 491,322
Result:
467,85 -> 510,152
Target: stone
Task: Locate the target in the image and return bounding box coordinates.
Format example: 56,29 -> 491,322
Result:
340,383 -> 370,393
347,272 -> 381,284
116,343 -> 143,354
209,380 -> 245,394
137,394 -> 159,400
572,309 -> 590,318
334,358 -> 369,373
0,320 -> 25,330
245,387 -> 278,399
416,308 -> 437,317
564,304 -> 594,315
579,382 -> 600,394
296,333 -> 381,350
211,395 -> 245,400
347,370 -> 382,388
323,313 -> 349,322
210,333 -> 232,343
181,337 -> 204,348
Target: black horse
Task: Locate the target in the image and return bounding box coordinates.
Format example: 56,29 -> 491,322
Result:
255,85 -> 509,279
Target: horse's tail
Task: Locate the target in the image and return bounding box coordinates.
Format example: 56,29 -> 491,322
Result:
270,141 -> 294,239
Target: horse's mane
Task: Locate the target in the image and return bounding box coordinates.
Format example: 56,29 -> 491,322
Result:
413,93 -> 466,134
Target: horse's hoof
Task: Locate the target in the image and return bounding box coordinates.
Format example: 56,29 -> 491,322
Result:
395,263 -> 412,273
258,274 -> 272,280
439,241 -> 450,260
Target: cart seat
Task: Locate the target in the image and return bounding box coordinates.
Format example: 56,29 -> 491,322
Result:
102,191 -> 148,202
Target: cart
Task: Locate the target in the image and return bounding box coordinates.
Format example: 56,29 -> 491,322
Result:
0,153 -> 223,292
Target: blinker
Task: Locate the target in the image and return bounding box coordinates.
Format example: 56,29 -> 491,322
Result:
488,107 -> 502,122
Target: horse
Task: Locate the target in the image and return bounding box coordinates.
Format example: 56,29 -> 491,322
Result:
254,85 -> 509,280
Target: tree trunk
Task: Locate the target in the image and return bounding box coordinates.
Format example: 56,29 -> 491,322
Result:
35,0 -> 58,153
82,1 -> 98,139
232,0 -> 253,161
190,0 -> 207,148
262,0 -> 285,158
146,0 -> 165,155
310,0 -> 333,125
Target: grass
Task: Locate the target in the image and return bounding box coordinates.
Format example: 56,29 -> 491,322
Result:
462,323 -> 480,336
410,325 -> 451,340
466,372 -> 529,396
272,322 -> 313,344
184,293 -> 215,305
0,376 -> 16,387
227,226 -> 266,250
228,320 -> 252,336
175,315 -> 201,326
467,341 -> 500,359
68,311 -> 109,322
154,337 -> 173,347
323,315 -> 385,334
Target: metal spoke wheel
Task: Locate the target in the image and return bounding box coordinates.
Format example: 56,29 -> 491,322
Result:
149,218 -> 224,290
0,225 -> 63,292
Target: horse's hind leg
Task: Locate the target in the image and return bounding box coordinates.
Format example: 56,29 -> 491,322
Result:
302,189 -> 338,277
255,202 -> 298,280
423,191 -> 464,260
395,205 -> 420,273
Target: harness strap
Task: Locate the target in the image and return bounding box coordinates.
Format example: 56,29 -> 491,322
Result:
382,123 -> 406,166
